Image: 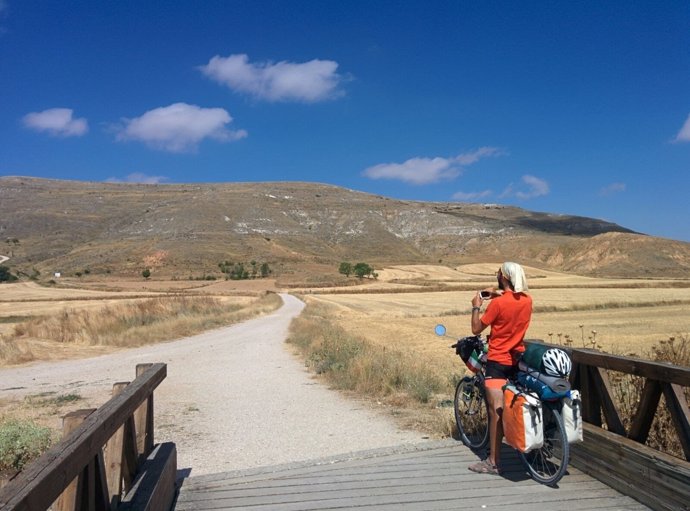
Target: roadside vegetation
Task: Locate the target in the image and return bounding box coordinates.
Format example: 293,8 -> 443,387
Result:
0,418 -> 53,476
287,301 -> 455,437
0,292 -> 282,366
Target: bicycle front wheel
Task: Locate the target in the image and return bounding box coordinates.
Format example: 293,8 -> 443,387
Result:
454,376 -> 489,450
518,405 -> 570,486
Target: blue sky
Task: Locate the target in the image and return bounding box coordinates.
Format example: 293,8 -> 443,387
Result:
1,1 -> 689,242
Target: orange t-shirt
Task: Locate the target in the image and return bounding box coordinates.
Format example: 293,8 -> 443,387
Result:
480,290 -> 532,366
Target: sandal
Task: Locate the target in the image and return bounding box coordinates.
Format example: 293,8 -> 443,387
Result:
468,459 -> 500,475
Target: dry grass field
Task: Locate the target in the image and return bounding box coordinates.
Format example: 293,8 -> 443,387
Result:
0,280 -> 280,366
288,263 -> 689,447
3,264 -> 687,369
306,263 -> 690,361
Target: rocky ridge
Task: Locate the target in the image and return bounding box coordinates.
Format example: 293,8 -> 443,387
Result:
1,176 -> 688,278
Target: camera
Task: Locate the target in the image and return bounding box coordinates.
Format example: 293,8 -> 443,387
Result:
479,290 -> 492,299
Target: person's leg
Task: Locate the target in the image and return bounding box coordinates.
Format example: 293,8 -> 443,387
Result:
469,377 -> 505,474
485,384 -> 504,467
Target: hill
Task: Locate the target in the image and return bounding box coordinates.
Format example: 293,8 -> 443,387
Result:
1,176 -> 689,280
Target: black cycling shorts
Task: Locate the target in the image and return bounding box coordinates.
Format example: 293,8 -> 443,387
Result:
485,361 -> 516,380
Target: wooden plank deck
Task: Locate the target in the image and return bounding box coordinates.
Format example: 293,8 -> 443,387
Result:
174,440 -> 650,510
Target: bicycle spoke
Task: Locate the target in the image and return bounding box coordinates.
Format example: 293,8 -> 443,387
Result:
518,405 -> 569,485
455,376 -> 489,450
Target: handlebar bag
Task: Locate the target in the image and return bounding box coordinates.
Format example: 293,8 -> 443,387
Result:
503,384 -> 544,453
456,336 -> 485,373
561,389 -> 583,443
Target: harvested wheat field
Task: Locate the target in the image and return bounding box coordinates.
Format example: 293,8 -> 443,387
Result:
0,281 -> 280,366
306,264 -> 690,362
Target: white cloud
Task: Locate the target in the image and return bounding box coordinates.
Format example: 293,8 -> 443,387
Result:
22,108 -> 88,137
116,102 -> 247,153
363,157 -> 460,184
501,175 -> 550,200
362,147 -> 503,185
200,54 -> 344,103
106,173 -> 169,184
674,113 -> 690,142
452,190 -> 493,201
455,147 -> 505,165
599,182 -> 626,196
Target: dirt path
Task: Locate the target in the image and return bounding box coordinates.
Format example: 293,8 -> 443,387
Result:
0,294 -> 425,477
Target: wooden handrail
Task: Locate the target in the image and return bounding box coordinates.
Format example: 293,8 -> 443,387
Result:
525,339 -> 690,460
568,347 -> 690,387
0,363 -> 166,511
524,340 -> 690,510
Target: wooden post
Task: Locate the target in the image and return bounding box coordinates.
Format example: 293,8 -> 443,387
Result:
662,382 -> 690,460
134,364 -> 154,463
83,450 -> 109,511
121,415 -> 139,492
54,409 -> 95,511
580,365 -> 602,426
628,379 -> 662,443
590,366 -> 626,435
103,382 -> 129,511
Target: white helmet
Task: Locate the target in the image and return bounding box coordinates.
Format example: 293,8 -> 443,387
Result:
542,349 -> 572,378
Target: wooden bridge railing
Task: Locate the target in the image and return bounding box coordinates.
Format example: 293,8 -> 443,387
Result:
526,340 -> 690,511
0,363 -> 176,511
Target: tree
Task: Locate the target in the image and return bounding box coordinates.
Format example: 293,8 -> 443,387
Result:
338,262 -> 352,277
260,262 -> 271,278
0,266 -> 17,282
230,263 -> 245,280
142,268 -> 151,279
353,262 -> 373,279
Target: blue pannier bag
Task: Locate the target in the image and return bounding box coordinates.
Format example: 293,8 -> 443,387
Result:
517,371 -> 569,401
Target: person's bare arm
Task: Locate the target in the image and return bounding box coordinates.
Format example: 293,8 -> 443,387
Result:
471,292 -> 488,335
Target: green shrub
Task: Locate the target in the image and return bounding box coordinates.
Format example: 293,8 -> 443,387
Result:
0,266 -> 17,282
0,419 -> 53,472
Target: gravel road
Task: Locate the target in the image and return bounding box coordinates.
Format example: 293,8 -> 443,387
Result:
0,294 -> 425,477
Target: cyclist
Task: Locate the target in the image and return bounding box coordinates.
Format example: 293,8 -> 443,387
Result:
468,261 -> 532,475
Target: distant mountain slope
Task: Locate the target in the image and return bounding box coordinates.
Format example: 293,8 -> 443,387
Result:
1,176 -> 688,278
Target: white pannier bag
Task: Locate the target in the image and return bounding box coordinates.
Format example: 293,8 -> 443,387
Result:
503,384 -> 544,453
562,389 -> 583,443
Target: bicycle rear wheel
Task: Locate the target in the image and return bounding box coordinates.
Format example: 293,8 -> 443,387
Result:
518,404 -> 570,486
454,376 -> 489,450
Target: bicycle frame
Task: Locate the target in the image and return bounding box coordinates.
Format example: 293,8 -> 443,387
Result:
436,324 -> 569,486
